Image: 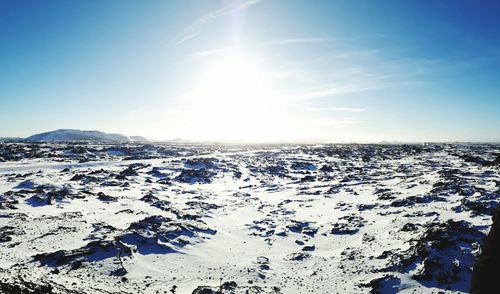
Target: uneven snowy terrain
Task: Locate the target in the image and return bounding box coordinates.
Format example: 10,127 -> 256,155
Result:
0,142 -> 499,293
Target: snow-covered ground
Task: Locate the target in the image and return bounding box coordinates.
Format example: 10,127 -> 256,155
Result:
0,142 -> 499,293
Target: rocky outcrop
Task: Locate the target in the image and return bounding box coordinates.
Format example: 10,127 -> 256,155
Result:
471,205 -> 500,293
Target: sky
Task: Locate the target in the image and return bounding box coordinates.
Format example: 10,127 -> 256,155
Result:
1,0 -> 499,142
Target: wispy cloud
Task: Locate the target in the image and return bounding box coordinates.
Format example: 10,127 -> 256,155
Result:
261,35 -> 384,46
321,107 -> 366,112
307,118 -> 363,127
330,119 -> 362,125
182,30 -> 426,107
187,36 -> 381,62
187,38 -> 334,60
174,0 -> 262,44
332,107 -> 365,112
260,37 -> 337,46
190,45 -> 242,59
219,0 -> 262,13
297,83 -> 383,100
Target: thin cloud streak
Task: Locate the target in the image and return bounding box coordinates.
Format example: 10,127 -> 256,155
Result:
188,38 -> 334,59
190,45 -> 242,59
297,83 -> 384,100
261,35 -> 385,46
307,118 -> 363,127
260,37 -> 337,46
307,107 -> 366,112
188,38 -> 378,59
332,107 -> 365,112
174,0 -> 262,44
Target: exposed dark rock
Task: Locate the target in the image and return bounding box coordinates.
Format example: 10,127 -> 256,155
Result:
287,252 -> 311,261
176,169 -> 216,184
331,214 -> 366,235
401,223 -> 419,232
388,220 -> 485,291
97,192 -> 117,202
184,158 -> 219,170
185,201 -> 221,211
490,154 -> 500,166
359,275 -> 400,294
0,226 -> 25,242
286,220 -> 318,237
302,245 -> 315,252
0,278 -> 55,294
120,215 -> 215,253
33,240 -> 132,274
471,205 -> 500,293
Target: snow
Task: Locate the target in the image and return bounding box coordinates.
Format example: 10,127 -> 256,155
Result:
24,129 -> 148,143
0,142 -> 499,293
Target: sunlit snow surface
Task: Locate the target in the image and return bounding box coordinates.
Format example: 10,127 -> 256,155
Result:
0,142 -> 499,293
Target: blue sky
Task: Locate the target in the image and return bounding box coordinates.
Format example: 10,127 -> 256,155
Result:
1,0 -> 499,142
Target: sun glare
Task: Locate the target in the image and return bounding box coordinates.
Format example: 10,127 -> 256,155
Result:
176,52 -> 286,141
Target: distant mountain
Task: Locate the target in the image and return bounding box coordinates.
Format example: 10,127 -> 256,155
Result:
129,136 -> 149,142
0,137 -> 22,142
25,129 -> 149,143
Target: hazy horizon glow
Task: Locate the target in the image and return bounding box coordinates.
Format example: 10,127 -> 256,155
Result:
1,0 -> 500,142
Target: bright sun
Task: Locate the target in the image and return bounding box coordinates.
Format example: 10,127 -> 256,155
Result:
176,52 -> 287,141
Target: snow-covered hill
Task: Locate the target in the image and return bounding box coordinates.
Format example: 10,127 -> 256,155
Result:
24,129 -> 148,143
